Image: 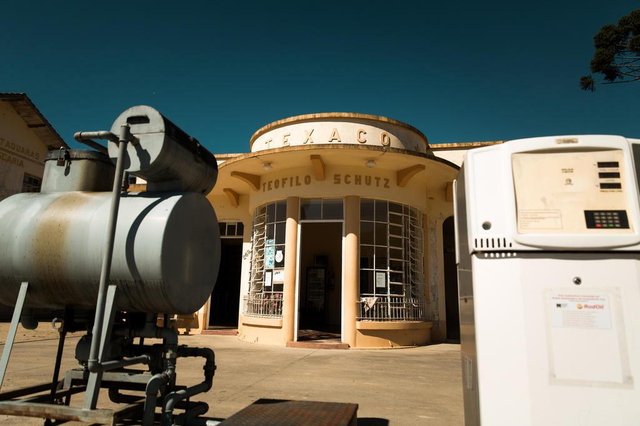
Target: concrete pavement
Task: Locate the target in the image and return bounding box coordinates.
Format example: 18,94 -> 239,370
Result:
0,326 -> 463,425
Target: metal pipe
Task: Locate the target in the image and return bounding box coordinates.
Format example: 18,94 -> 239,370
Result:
48,314 -> 70,404
142,323 -> 179,426
74,131 -> 119,142
100,355 -> 150,371
143,372 -> 171,426
87,124 -> 131,374
140,317 -> 178,346
161,347 -> 215,425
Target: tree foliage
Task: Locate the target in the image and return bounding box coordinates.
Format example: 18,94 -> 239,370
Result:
581,9 -> 640,91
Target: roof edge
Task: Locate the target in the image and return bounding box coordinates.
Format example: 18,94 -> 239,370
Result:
0,92 -> 68,149
249,112 -> 429,149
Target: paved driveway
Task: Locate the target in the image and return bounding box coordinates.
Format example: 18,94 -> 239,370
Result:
0,326 -> 463,425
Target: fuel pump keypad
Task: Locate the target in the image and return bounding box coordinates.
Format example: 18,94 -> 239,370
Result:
584,210 -> 629,229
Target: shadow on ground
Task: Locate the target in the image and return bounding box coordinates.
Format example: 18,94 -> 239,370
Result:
357,418 -> 390,426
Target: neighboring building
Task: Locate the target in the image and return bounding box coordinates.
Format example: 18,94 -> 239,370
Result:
202,112 -> 501,348
0,93 -> 67,201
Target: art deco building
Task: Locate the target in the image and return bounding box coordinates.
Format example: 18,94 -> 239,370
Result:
203,112 -> 496,348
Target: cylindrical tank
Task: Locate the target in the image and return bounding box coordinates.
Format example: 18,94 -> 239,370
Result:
0,191 -> 220,314
41,149 -> 115,193
108,105 -> 218,194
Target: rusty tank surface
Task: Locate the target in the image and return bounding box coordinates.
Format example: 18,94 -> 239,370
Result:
0,190 -> 219,313
0,105 -> 221,314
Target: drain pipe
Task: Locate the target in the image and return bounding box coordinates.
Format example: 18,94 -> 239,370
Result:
140,315 -> 179,426
161,347 -> 216,426
79,125 -> 136,374
143,371 -> 172,426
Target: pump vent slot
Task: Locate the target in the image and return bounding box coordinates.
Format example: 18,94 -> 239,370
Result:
473,237 -> 513,251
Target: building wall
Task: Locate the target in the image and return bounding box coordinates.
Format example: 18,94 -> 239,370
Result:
249,164 -> 430,212
206,157 -> 457,346
203,113 -> 474,348
200,192 -> 253,333
0,102 -> 49,200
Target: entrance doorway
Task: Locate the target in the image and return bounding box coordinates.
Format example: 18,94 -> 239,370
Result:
208,238 -> 242,328
297,222 -> 342,340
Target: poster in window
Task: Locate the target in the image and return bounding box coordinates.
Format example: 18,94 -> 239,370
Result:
264,270 -> 272,288
375,272 -> 387,289
274,248 -> 285,267
265,239 -> 275,269
272,269 -> 284,284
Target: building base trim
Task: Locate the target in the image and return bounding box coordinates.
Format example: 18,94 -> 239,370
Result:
240,315 -> 283,328
356,320 -> 432,331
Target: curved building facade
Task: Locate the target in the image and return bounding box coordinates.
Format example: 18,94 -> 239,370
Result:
204,113 -> 460,348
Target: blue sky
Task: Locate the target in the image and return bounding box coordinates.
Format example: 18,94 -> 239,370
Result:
2,1 -> 637,153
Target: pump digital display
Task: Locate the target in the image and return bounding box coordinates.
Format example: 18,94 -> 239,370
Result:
512,149 -> 632,234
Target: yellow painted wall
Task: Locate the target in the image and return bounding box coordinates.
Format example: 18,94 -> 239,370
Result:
249,165 -> 428,212
0,102 -> 49,200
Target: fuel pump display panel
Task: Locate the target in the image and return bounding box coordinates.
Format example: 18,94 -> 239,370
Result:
512,150 -> 632,234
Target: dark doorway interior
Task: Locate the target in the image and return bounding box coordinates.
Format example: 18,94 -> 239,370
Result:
209,238 -> 242,328
443,216 -> 460,341
297,222 -> 342,339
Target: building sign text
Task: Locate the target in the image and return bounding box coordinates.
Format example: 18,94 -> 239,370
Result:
261,173 -> 392,192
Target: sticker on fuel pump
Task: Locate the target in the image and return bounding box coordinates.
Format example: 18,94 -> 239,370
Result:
550,293 -> 611,329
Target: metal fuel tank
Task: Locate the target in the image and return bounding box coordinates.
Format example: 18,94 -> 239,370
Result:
41,149 -> 115,193
108,105 -> 218,193
0,190 -> 219,313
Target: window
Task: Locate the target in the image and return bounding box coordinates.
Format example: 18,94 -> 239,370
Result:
219,221 -> 244,238
244,201 -> 286,317
300,198 -> 343,221
359,199 -> 425,321
22,173 -> 41,193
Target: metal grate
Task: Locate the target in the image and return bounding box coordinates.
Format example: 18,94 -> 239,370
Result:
357,296 -> 426,321
243,293 -> 283,318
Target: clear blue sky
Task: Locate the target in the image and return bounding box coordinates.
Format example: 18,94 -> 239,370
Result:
3,1 -> 637,153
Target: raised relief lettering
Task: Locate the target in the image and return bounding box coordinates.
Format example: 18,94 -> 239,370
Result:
0,151 -> 24,167
328,128 -> 341,143
282,133 -> 291,146
303,129 -> 314,144
380,132 -> 391,147
1,137 -> 41,162
261,173 -> 394,192
357,129 -> 367,144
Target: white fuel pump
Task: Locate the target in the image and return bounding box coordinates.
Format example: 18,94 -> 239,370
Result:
455,135 -> 640,425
